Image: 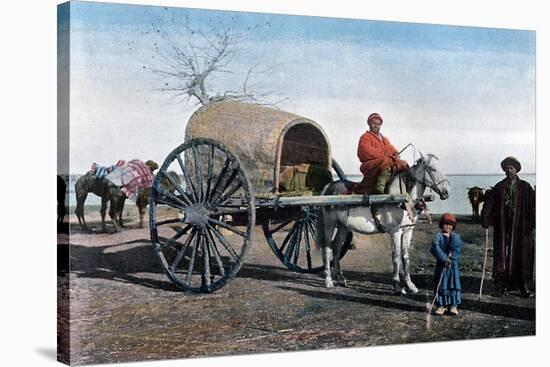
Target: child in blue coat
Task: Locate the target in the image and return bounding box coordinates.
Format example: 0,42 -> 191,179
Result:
431,212 -> 463,315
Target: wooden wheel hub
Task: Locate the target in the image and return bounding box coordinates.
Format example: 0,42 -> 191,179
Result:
182,204 -> 210,228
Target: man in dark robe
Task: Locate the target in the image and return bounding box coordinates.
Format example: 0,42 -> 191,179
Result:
481,156 -> 535,297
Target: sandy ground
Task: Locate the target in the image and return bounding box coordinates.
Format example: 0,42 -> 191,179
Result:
58,206 -> 535,365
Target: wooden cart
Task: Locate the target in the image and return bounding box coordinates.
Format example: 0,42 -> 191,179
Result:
149,101 -> 412,292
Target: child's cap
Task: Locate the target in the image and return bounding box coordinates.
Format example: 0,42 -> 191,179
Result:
439,212 -> 457,229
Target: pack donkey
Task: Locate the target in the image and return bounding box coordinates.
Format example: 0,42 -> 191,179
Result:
75,173 -> 127,232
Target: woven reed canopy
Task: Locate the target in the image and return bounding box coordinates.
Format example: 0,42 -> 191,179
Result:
185,100 -> 332,195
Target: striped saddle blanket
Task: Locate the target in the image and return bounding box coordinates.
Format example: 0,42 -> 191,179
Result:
100,160 -> 154,201
90,160 -> 125,179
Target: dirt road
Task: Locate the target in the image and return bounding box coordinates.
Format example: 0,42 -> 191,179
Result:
58,210 -> 535,365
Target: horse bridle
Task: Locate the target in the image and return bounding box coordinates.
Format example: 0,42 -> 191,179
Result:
410,159 -> 448,196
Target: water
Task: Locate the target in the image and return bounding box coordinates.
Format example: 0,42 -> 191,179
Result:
64,174 -> 103,208
347,173 -> 536,215
63,173 -> 536,214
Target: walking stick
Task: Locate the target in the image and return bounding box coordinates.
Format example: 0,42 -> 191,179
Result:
428,266 -> 447,315
479,228 -> 489,300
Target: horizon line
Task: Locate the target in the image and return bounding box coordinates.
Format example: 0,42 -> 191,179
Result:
62,172 -> 537,176
345,172 -> 536,176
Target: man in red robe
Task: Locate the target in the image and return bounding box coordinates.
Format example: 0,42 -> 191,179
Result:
481,157 -> 535,297
357,113 -> 409,194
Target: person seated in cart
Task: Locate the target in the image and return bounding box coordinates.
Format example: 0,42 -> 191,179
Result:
357,112 -> 409,194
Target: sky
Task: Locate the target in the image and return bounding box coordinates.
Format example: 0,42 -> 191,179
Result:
58,0 -> 536,175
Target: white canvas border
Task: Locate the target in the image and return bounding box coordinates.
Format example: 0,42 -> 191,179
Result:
1,1 -> 546,366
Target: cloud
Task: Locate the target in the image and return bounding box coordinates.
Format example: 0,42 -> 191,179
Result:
65,13 -> 535,175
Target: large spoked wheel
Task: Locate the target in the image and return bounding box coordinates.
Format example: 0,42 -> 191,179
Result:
150,138 -> 255,293
262,207 -> 352,273
262,159 -> 352,273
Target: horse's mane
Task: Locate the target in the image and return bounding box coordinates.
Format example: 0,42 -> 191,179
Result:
388,153 -> 438,193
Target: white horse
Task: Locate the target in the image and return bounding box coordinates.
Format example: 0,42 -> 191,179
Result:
316,153 -> 450,294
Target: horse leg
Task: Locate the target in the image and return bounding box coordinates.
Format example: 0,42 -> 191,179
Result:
100,198 -> 108,232
332,226 -> 349,287
108,204 -> 120,233
118,210 -> 124,228
75,193 -> 88,231
138,202 -> 145,229
401,229 -> 418,293
390,230 -> 406,294
317,207 -> 335,288
323,245 -> 335,288
321,225 -> 335,288
118,196 -> 126,228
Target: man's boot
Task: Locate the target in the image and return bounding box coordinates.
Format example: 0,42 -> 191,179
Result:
373,168 -> 391,194
520,285 -> 532,298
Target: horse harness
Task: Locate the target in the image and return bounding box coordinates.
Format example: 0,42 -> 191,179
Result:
371,165 -> 435,233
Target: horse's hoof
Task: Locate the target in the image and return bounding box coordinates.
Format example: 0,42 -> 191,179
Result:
325,279 -> 335,288
407,284 -> 419,294
336,279 -> 348,287
393,284 -> 406,295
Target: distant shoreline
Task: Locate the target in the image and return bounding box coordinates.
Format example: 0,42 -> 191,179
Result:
345,173 -> 536,177
443,173 -> 535,176
63,172 -> 536,178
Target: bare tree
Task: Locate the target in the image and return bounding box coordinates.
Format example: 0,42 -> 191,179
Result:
144,14 -> 281,107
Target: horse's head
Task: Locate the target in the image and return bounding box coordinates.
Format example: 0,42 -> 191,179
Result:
411,153 -> 450,200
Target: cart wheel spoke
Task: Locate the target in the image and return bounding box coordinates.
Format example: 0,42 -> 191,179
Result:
209,166 -> 239,207
155,186 -> 188,210
267,216 -> 299,236
204,144 -> 215,203
206,223 -> 240,261
283,224 -> 299,263
207,157 -> 231,206
159,172 -> 193,206
169,228 -> 197,272
200,229 -> 212,290
192,145 -> 204,202
303,220 -> 313,270
205,226 -> 226,276
210,180 -> 242,207
280,221 -> 300,254
176,154 -> 199,203
186,232 -> 203,284
207,217 -> 246,238
292,222 -> 303,265
156,218 -> 184,227
165,224 -> 192,247
305,217 -> 318,244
